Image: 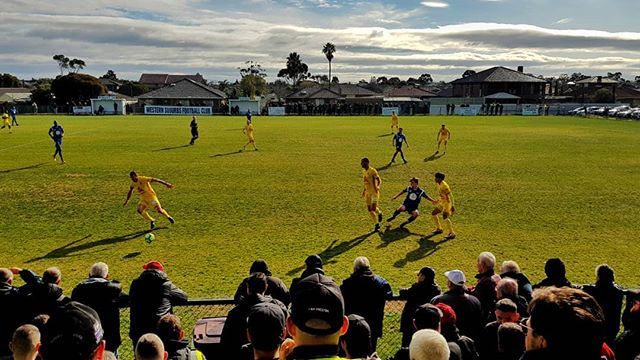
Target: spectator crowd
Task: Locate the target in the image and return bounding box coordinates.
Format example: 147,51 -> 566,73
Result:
2,252 -> 640,360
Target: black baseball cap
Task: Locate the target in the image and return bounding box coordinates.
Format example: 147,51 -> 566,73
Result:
247,302 -> 287,351
290,273 -> 344,336
305,255 -> 323,269
40,301 -> 104,360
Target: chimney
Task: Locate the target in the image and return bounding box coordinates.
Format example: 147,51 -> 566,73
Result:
597,76 -> 602,83
517,66 -> 524,73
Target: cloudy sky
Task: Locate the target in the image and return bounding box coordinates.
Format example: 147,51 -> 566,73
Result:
2,0 -> 640,83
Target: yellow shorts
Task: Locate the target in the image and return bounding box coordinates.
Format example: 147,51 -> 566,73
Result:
3,120 -> 8,126
438,137 -> 448,143
434,200 -> 452,214
247,135 -> 255,142
364,192 -> 380,206
139,196 -> 161,209
392,122 -> 398,127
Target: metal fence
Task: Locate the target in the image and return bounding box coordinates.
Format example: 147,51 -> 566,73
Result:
117,297 -> 406,360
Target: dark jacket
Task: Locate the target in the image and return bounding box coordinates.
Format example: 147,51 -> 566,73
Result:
399,282 -> 441,346
479,321 -> 500,360
500,271 -> 533,301
469,270 -> 500,321
18,269 -> 70,319
164,338 -> 206,360
340,269 -> 393,338
441,324 -> 479,360
583,282 -> 624,344
520,348 -> 603,360
233,276 -> 290,306
432,287 -> 483,342
0,282 -> 21,356
129,270 -> 188,342
615,310 -> 640,360
532,277 -> 572,289
220,293 -> 285,359
72,277 -> 129,351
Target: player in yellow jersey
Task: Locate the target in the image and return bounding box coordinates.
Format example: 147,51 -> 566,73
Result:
391,111 -> 399,134
242,118 -> 258,151
361,157 -> 383,231
435,124 -> 451,154
431,172 -> 456,239
124,171 -> 175,230
1,113 -> 11,132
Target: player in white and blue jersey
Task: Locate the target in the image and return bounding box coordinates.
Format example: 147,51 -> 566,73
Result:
387,177 -> 436,228
391,127 -> 409,164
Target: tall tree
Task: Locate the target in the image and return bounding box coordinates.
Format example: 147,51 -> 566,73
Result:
607,72 -> 623,81
322,42 -> 336,84
239,61 -> 267,99
51,73 -> 106,104
0,73 -> 21,87
53,54 -> 70,76
101,70 -> 118,80
417,73 -> 433,84
68,59 -> 86,73
277,52 -> 309,86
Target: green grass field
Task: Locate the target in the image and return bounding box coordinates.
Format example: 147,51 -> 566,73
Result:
1,115 -> 640,297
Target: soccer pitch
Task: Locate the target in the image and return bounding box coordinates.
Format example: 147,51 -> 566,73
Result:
1,115 -> 639,296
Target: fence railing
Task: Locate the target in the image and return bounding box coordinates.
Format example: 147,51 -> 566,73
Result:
118,297 -> 406,360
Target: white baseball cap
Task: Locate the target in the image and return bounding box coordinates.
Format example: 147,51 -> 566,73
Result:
444,270 -> 466,286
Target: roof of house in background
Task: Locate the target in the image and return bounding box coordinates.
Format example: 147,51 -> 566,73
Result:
138,79 -> 226,99
329,84 -> 381,96
451,66 -> 547,84
286,87 -> 343,100
575,76 -> 619,84
384,86 -> 438,98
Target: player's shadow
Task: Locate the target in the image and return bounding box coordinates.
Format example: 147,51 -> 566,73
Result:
378,133 -> 393,138
123,251 -> 142,259
26,228 -> 166,263
225,128 -> 244,131
286,231 -> 376,276
0,162 -> 46,174
154,145 -> 191,152
393,235 -> 452,268
377,162 -> 396,172
424,153 -> 445,162
211,150 -> 243,158
377,227 -> 424,249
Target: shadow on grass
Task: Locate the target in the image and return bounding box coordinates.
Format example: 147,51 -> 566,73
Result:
286,231 -> 377,276
377,162 -> 395,172
226,128 -> 245,131
393,235 -> 453,268
123,251 -> 143,259
0,162 -> 47,174
378,133 -> 394,138
424,153 -> 445,162
27,228 -> 166,263
154,144 -> 191,152
377,227 -> 425,249
211,150 -> 243,158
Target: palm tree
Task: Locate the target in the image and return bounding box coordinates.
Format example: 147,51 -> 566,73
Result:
322,42 -> 336,84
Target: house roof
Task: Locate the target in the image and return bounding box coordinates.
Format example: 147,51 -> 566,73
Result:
286,87 -> 344,100
576,76 -> 619,84
616,85 -> 640,99
384,86 -> 438,98
451,66 -> 547,84
0,87 -> 31,95
99,78 -> 123,86
139,73 -> 205,85
435,87 -> 454,97
329,84 -> 381,96
138,79 -> 227,99
484,92 -> 521,99
0,92 -> 31,102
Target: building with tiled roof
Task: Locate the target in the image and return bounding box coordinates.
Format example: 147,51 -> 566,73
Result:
384,86 -> 437,99
138,79 -> 227,110
139,73 -> 205,90
450,66 -> 547,102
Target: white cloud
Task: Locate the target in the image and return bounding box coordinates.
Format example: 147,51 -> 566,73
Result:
421,1 -> 449,8
555,18 -> 573,25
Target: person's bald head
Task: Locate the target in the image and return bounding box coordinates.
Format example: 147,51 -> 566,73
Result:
135,334 -> 167,360
43,267 -> 61,285
10,325 -> 41,360
0,268 -> 13,284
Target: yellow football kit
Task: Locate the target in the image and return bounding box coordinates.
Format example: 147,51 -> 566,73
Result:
131,176 -> 160,208
363,167 -> 380,206
391,114 -> 398,126
438,128 -> 450,141
245,124 -> 255,141
435,181 -> 453,214
1,113 -> 9,127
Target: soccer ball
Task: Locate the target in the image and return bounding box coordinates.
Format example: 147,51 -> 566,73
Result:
144,233 -> 155,244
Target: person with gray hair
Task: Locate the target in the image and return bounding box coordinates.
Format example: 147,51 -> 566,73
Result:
1,268 -> 22,358
341,256 -> 393,352
135,334 -> 167,360
9,325 -> 40,360
499,260 -> 532,301
72,262 -> 128,354
468,252 -> 501,321
409,329 -> 450,360
495,278 -> 528,318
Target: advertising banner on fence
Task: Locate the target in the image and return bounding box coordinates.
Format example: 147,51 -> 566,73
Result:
268,107 -> 285,116
382,107 -> 400,116
144,106 -> 212,115
456,106 -> 481,116
522,104 -> 540,116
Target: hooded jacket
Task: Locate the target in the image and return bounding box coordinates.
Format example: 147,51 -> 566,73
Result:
340,269 -> 393,338
129,269 -> 188,342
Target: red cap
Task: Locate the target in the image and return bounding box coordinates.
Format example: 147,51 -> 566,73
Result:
435,303 -> 457,326
143,260 -> 164,272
